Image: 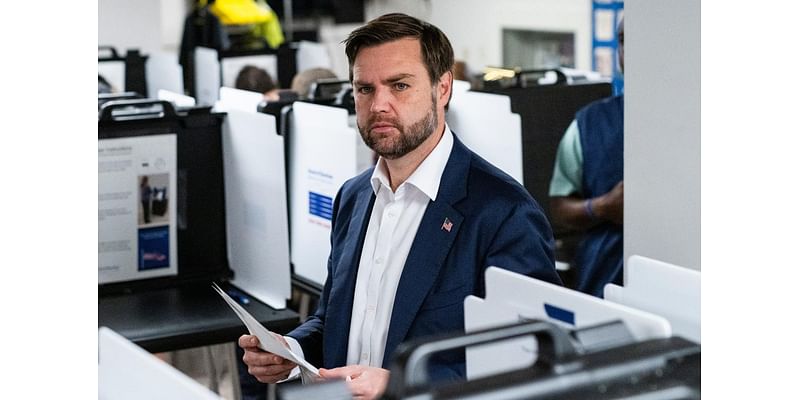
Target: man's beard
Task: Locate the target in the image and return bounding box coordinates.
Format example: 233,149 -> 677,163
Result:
358,96 -> 438,160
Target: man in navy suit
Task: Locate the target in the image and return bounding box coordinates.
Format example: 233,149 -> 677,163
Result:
239,13 -> 562,399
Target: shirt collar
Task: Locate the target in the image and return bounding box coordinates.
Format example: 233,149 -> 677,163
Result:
370,124 -> 454,201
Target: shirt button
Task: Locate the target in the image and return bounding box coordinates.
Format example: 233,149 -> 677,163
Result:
388,212 -> 396,218
361,353 -> 368,360
375,258 -> 383,264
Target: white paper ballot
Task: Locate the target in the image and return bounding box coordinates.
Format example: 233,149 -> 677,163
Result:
212,283 -> 320,377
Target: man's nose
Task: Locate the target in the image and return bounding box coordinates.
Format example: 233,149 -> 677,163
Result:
369,87 -> 392,113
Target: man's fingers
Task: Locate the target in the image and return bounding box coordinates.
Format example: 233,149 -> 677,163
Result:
253,369 -> 293,384
242,350 -> 290,367
248,362 -> 295,377
271,332 -> 289,347
238,334 -> 260,349
347,379 -> 377,400
320,366 -> 362,379
238,334 -> 297,384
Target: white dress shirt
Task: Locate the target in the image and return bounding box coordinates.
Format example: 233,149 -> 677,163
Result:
346,125 -> 454,367
284,125 -> 454,376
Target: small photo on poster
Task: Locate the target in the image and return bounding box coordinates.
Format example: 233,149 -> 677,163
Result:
138,226 -> 170,270
138,172 -> 170,226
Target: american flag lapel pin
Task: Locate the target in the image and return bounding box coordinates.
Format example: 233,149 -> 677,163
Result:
441,217 -> 453,232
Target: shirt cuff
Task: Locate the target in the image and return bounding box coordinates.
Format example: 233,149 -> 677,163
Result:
277,336 -> 305,383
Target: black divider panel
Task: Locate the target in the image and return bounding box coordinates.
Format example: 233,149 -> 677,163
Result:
483,83 -> 612,236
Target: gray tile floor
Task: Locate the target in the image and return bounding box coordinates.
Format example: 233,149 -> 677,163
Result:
166,344 -> 239,400
165,343 -> 281,400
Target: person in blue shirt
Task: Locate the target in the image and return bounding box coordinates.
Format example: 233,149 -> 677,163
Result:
549,19 -> 624,298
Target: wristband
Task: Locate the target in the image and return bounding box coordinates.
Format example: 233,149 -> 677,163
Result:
585,199 -> 596,219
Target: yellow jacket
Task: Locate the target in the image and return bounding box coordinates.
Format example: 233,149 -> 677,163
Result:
206,0 -> 285,48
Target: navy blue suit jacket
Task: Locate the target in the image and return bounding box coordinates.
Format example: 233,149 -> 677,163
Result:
288,135 -> 562,381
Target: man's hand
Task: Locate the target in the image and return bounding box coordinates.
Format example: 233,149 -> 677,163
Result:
596,181 -> 624,225
320,365 -> 390,400
238,334 -> 297,383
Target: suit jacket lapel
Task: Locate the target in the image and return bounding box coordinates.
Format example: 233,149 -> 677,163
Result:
382,136 -> 471,366
324,184 -> 375,368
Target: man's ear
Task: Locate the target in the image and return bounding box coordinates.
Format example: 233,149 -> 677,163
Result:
437,70 -> 453,106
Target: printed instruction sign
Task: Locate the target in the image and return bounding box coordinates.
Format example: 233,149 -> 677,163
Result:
98,134 -> 178,284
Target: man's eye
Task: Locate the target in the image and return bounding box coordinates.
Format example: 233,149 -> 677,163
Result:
358,87 -> 373,94
395,83 -> 409,90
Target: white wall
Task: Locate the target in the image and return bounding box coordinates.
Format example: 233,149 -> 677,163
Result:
365,0 -> 431,20
358,0 -> 595,77
429,0 -> 593,73
98,0 -> 594,77
320,0 -> 432,80
98,0 -> 188,56
624,0 -> 700,271
318,23 -> 360,80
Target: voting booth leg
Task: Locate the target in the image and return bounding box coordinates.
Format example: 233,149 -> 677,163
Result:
298,293 -> 312,321
204,346 -> 220,393
268,384 -> 278,400
226,342 -> 242,400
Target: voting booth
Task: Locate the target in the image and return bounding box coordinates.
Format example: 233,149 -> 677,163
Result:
99,327 -> 223,400
193,41 -> 333,106
482,79 -> 612,222
465,266 -> 672,379
98,99 -> 296,353
605,255 -> 701,343
382,319 -> 699,400
481,75 -> 612,272
98,46 -> 148,97
217,86 -> 265,113
373,267 -> 698,399
158,90 -> 197,108
287,101 -> 371,287
145,52 -> 185,98
447,80 -> 523,184
293,40 -> 334,76
98,46 -> 126,94
219,107 -> 291,309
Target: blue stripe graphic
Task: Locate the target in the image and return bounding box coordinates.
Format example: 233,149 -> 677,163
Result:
544,303 -> 575,325
308,191 -> 333,220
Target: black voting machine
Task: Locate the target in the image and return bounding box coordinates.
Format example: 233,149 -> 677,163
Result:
97,100 -> 298,353
384,320 -> 700,400
278,320 -> 700,400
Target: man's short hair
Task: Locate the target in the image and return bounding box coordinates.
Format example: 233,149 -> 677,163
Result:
343,13 -> 454,86
235,65 -> 276,94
